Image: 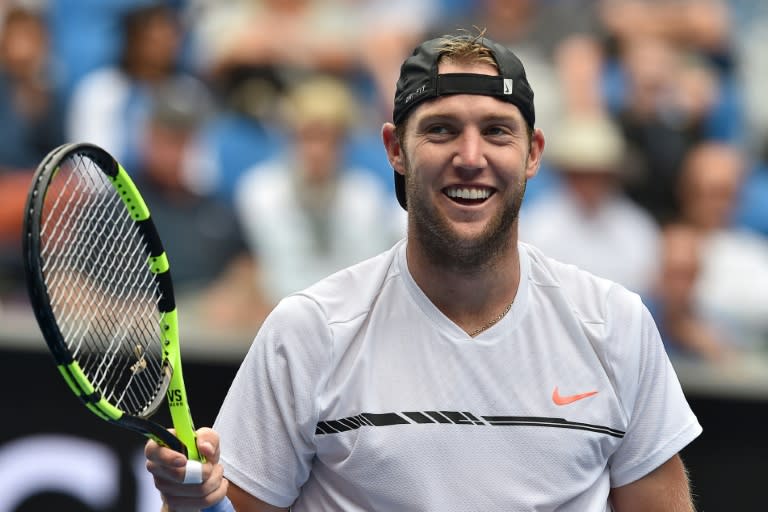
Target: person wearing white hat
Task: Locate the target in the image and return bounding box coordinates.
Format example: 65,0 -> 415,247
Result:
520,113 -> 661,297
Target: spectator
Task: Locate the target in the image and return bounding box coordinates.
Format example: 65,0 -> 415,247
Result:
0,5 -> 65,305
677,142 -> 768,350
132,78 -> 264,332
66,2 -> 196,175
520,113 -> 660,297
598,0 -> 745,223
46,0 -> 175,102
190,0 -> 438,119
649,223 -> 731,362
0,5 -> 64,170
186,0 -> 440,200
609,34 -> 723,224
234,74 -> 406,306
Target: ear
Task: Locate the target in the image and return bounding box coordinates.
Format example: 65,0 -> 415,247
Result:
525,128 -> 546,179
382,122 -> 406,176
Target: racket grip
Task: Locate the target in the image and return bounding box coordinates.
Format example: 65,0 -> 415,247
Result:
202,496 -> 234,512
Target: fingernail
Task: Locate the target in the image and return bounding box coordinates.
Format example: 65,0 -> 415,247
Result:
173,457 -> 186,467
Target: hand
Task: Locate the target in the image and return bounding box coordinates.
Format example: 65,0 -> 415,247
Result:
145,427 -> 229,511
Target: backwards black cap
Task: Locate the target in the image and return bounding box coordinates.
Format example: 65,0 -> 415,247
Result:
392,34 -> 536,210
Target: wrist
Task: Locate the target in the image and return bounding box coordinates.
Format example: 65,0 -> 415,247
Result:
202,496 -> 234,512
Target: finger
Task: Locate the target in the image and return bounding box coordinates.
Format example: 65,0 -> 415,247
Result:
145,438 -> 187,471
183,460 -> 203,484
194,427 -> 220,464
151,452 -> 223,491
155,464 -> 227,501
146,457 -> 189,483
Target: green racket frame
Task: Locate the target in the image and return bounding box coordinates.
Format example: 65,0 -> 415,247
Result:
23,142 -> 201,461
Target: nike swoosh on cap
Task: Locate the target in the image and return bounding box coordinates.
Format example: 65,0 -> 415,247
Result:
552,386 -> 599,406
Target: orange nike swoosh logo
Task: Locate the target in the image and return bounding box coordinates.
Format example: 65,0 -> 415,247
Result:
552,386 -> 599,406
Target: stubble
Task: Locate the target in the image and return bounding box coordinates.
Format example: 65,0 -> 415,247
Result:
404,157 -> 528,274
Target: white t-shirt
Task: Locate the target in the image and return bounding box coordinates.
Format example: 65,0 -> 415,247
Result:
214,240 -> 701,511
520,191 -> 660,297
694,228 -> 768,348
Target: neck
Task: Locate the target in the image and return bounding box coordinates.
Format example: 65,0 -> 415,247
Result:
405,232 -> 521,335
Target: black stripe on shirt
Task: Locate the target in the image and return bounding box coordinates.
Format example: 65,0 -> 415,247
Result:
315,411 -> 625,438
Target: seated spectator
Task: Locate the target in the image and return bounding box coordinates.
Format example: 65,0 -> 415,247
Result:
185,72 -> 286,204
234,75 -> 406,306
608,34 -> 722,224
132,78 -> 266,333
0,5 -> 65,305
0,6 -> 64,170
66,3 -> 196,175
520,113 -> 660,297
677,142 -> 768,350
648,223 -> 731,363
190,0 -> 438,121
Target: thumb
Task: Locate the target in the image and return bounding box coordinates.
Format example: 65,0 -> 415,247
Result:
195,427 -> 220,463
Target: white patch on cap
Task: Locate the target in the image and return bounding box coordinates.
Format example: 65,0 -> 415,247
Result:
405,85 -> 428,104
503,79 -> 514,95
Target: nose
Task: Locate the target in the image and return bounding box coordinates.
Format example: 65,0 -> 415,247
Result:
452,128 -> 487,172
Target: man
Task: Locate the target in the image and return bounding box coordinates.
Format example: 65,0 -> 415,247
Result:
234,74 -> 405,308
519,112 -> 660,298
145,33 -> 702,511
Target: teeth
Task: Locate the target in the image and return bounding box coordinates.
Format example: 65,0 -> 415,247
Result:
446,187 -> 491,200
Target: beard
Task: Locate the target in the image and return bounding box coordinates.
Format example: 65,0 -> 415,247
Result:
404,159 -> 528,274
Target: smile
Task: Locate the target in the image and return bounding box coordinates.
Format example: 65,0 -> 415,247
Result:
443,186 -> 494,202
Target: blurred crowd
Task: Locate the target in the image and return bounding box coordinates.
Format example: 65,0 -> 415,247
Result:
0,0 -> 767,365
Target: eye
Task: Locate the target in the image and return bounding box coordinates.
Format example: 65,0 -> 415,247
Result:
421,123 -> 456,142
426,124 -> 451,135
484,125 -> 512,137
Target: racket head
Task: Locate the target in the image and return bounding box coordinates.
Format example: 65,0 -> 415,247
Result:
23,142 -> 198,459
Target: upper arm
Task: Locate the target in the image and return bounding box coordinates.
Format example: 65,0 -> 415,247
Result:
229,481 -> 290,512
609,454 -> 696,512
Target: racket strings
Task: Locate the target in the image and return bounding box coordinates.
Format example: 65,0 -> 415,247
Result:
39,154 -> 168,417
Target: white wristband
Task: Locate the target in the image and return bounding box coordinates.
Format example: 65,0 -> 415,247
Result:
182,459 -> 203,484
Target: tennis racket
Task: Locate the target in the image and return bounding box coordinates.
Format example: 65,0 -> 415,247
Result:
22,142 -> 202,465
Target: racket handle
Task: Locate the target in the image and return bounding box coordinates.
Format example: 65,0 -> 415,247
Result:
202,496 -> 234,512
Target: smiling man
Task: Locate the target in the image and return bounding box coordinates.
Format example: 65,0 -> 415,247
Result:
145,33 -> 702,512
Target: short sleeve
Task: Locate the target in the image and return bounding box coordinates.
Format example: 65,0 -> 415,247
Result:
213,295 -> 330,507
607,289 -> 703,487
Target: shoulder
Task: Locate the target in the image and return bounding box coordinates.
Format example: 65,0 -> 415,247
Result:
263,241 -> 402,329
522,242 -> 667,416
523,241 -> 643,325
297,242 -> 401,317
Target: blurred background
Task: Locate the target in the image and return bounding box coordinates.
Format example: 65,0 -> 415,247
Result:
0,0 -> 767,510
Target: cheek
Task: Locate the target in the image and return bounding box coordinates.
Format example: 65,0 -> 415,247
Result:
402,150 -> 433,187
